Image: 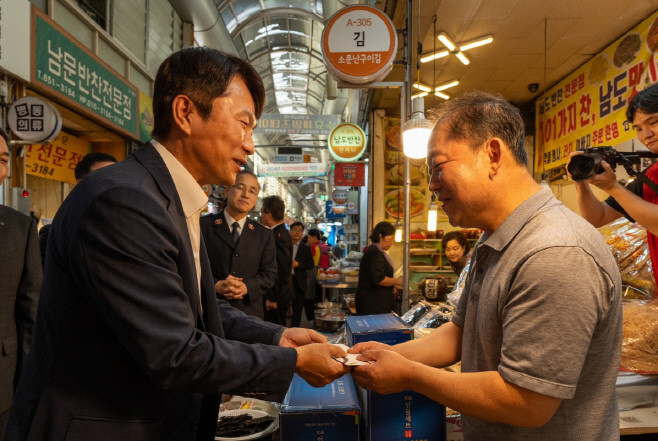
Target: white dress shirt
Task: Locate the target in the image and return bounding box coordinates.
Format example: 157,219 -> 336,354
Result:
223,211 -> 247,236
152,140 -> 208,301
292,242 -> 299,275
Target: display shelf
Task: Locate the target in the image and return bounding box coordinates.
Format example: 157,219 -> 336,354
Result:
410,269 -> 454,273
409,239 -> 442,242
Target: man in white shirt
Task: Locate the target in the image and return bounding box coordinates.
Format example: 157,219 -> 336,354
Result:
7,47 -> 349,441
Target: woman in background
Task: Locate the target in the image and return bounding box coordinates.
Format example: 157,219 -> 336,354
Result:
442,231 -> 471,276
355,222 -> 403,315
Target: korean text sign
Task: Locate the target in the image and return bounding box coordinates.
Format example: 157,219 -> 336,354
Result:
33,11 -> 138,137
535,11 -> 658,172
25,132 -> 90,184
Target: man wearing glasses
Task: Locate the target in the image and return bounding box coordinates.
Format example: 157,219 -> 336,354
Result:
200,170 -> 276,319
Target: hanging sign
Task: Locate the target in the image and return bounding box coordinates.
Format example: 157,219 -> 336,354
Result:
334,162 -> 365,186
535,10 -> 658,172
270,154 -> 304,163
332,189 -> 349,205
32,9 -> 138,138
25,131 -> 90,184
8,96 -> 62,142
0,0 -> 31,82
322,5 -> 397,84
254,113 -> 340,135
257,163 -> 327,177
326,201 -> 346,218
328,123 -> 366,162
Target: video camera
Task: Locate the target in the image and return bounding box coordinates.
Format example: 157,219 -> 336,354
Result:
567,146 -> 658,182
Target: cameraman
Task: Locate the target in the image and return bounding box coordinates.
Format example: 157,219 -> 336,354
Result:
571,83 -> 658,276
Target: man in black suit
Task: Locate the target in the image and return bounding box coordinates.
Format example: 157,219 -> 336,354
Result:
0,129 -> 42,439
5,47 -> 349,441
289,222 -> 315,327
38,152 -> 117,267
200,171 -> 275,320
260,196 -> 294,326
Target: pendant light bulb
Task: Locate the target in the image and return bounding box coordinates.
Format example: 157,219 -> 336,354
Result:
427,194 -> 438,232
403,97 -> 434,159
395,219 -> 403,243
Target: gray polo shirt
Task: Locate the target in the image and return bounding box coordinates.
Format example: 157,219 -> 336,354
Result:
453,188 -> 622,441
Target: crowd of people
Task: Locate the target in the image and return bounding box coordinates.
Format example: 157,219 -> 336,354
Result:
2,44 -> 648,441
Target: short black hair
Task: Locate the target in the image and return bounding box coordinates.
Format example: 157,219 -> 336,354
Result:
74,153 -> 117,180
261,195 -> 285,221
627,83 -> 658,123
428,91 -> 527,166
290,222 -> 305,231
307,228 -> 321,239
152,47 -> 265,140
0,127 -> 10,146
442,231 -> 470,255
369,221 -> 396,242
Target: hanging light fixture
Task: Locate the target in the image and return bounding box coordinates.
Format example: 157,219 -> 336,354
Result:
403,96 -> 434,159
427,194 -> 438,232
395,219 -> 403,243
420,33 -> 493,64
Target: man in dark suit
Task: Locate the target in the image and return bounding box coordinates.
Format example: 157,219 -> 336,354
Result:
260,196 -> 294,326
200,171 -> 276,320
0,129 -> 42,439
38,152 -> 117,267
289,222 -> 315,327
5,47 -> 349,441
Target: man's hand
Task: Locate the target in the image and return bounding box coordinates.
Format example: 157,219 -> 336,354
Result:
568,151 -> 621,192
295,343 -> 351,387
266,300 -> 277,310
351,350 -> 416,394
215,276 -> 248,299
280,328 -> 327,348
348,341 -> 392,354
292,260 -> 299,268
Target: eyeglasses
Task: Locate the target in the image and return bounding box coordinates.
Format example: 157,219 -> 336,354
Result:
232,183 -> 259,197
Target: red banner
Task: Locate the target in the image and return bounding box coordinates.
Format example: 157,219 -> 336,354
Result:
334,162 -> 365,186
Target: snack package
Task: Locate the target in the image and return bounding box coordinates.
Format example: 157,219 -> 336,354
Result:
413,309 -> 452,339
599,219 -> 656,297
621,300 -> 658,374
447,262 -> 471,307
400,301 -> 435,326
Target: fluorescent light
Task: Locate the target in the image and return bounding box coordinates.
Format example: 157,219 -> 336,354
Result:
438,33 -> 456,51
420,50 -> 449,63
435,91 -> 450,100
413,83 -> 432,92
435,80 -> 459,92
460,35 -> 493,51
455,52 -> 470,65
412,92 -> 428,99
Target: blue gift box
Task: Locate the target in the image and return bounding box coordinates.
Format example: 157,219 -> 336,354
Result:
280,374 -> 360,441
346,313 -> 446,441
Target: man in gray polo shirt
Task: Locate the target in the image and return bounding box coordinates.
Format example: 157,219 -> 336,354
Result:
349,92 -> 622,440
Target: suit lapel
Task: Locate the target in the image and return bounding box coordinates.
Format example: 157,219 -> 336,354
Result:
133,142 -> 203,326
213,211 -> 236,249
236,219 -> 258,253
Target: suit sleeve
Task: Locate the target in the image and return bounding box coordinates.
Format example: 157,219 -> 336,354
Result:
268,232 -> 293,303
243,230 -> 277,304
73,187 -> 296,400
298,246 -> 315,271
15,218 -> 42,386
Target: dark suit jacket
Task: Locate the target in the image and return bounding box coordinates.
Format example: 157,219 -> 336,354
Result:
292,242 -> 314,293
0,206 -> 41,415
5,143 -> 297,441
355,244 -> 395,315
200,211 -> 276,320
37,223 -> 50,268
265,223 -> 294,305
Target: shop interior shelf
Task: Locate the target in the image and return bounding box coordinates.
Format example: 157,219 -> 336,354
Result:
410,269 -> 454,273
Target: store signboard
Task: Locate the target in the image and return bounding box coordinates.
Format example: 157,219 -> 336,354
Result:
270,154 -> 303,163
535,10 -> 658,172
32,10 -> 138,138
326,201 -> 346,218
25,131 -> 90,184
328,123 -> 366,162
0,0 -> 31,81
332,189 -> 349,205
138,91 -> 154,143
343,224 -> 359,234
8,96 -> 62,142
334,162 -> 365,186
344,234 -> 358,244
322,5 -> 397,84
257,163 -> 327,177
254,113 -> 340,136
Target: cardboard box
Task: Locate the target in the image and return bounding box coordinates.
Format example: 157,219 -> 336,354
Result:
346,313 -> 446,441
280,374 -> 360,441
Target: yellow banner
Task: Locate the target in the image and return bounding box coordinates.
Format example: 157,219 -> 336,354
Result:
138,90 -> 154,143
25,132 -> 90,183
535,10 -> 658,172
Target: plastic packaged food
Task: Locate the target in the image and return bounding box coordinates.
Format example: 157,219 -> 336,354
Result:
401,301 -> 434,326
621,300 -> 658,374
413,310 -> 452,339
